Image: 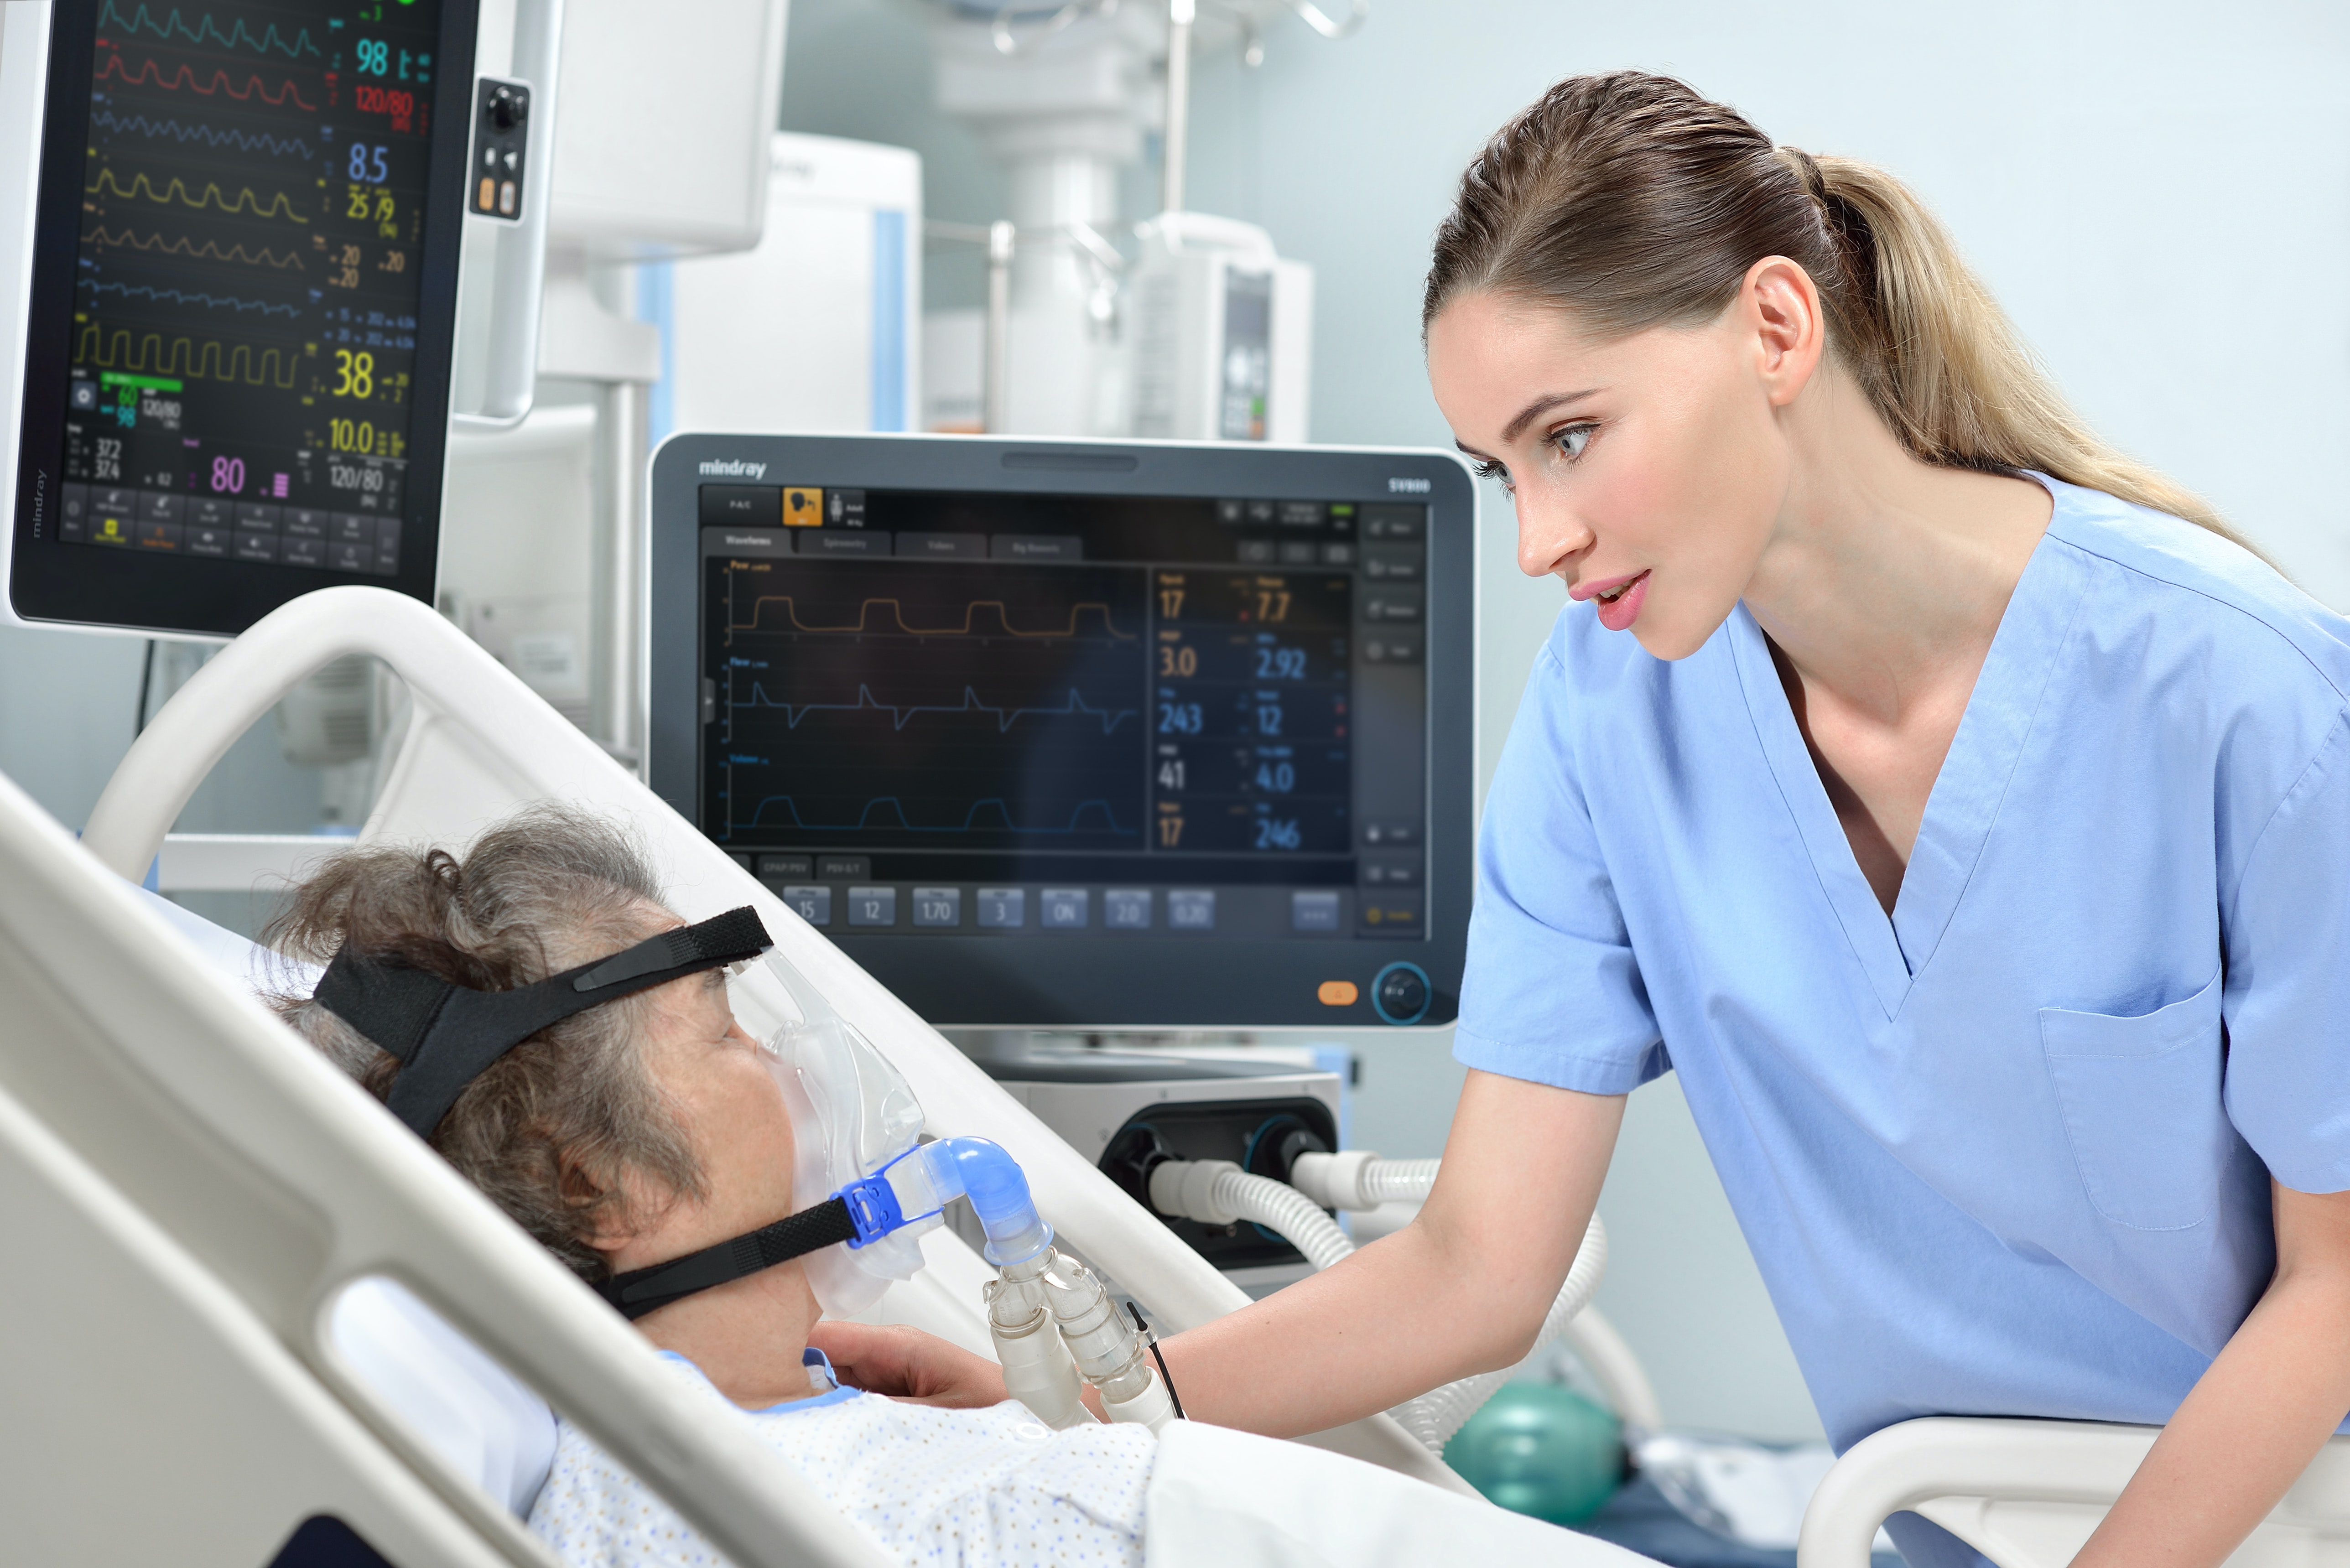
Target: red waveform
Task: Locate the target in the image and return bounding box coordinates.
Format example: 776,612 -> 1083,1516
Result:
95,50 -> 318,110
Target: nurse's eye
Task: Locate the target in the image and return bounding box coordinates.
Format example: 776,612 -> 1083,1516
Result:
1550,423 -> 1596,463
1470,458 -> 1514,493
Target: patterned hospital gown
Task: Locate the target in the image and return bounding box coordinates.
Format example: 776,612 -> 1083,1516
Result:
528,1350 -> 1154,1568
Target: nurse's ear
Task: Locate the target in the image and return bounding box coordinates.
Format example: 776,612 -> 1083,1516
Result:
1736,254 -> 1828,411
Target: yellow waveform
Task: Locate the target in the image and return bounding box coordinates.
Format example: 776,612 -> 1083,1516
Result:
84,166 -> 308,224
732,595 -> 1136,639
88,225 -> 303,270
76,322 -> 300,388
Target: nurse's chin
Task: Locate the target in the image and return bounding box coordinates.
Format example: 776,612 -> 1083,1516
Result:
1626,602 -> 1721,662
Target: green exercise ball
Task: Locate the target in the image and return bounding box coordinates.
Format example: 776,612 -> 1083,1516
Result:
1444,1382 -> 1623,1526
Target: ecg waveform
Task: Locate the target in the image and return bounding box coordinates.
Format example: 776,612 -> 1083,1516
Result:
86,166 -> 310,223
86,280 -> 302,317
88,224 -> 304,270
739,683 -> 1138,736
98,0 -> 323,56
730,595 -> 1136,640
96,51 -> 319,109
91,108 -> 317,160
740,796 -> 1138,836
75,322 -> 299,386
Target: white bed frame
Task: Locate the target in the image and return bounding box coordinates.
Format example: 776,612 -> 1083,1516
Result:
19,583 -> 2350,1566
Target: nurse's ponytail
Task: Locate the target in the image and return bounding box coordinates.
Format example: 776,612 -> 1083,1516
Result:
1426,73 -> 2242,545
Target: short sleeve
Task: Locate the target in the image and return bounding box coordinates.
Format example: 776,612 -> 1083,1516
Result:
1453,643 -> 1665,1094
2222,709 -> 2350,1192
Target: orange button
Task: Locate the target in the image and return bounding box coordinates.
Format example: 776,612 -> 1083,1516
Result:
1317,980 -> 1359,1007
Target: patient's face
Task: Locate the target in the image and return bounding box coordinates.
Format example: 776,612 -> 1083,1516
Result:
619,952 -> 799,1269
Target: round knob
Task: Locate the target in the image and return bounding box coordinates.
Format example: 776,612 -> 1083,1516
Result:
489,87 -> 526,132
1372,962 -> 1431,1026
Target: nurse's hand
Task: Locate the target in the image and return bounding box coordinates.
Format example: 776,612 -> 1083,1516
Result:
807,1320 -> 1011,1409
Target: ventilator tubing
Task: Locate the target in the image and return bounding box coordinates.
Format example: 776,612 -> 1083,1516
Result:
1149,1153 -> 1607,1451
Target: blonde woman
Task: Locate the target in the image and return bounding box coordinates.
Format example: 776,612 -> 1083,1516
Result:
819,73 -> 2350,1568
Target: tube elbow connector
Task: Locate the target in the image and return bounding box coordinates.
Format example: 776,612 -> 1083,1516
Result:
920,1136 -> 1052,1266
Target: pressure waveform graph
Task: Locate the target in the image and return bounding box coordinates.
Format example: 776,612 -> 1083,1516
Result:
96,50 -> 321,109
708,558 -> 1151,851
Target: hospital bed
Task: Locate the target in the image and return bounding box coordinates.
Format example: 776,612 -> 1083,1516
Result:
14,582 -> 2350,1568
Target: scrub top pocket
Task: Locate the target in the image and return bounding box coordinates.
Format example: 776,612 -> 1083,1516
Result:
2040,971 -> 2228,1232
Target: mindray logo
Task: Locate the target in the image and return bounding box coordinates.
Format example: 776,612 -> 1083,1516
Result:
699,459 -> 767,479
1388,477 -> 1430,493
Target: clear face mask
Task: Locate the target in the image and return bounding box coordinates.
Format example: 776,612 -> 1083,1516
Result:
728,952 -> 940,1315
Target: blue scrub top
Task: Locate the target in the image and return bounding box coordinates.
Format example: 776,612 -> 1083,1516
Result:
1457,478 -> 2350,1568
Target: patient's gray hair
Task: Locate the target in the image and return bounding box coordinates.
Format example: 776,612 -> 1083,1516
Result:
266,805 -> 702,1280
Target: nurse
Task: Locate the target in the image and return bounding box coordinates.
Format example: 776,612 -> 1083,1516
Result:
821,72 -> 2350,1568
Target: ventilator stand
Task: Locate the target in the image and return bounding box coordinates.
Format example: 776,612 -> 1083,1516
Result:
537,247 -> 659,774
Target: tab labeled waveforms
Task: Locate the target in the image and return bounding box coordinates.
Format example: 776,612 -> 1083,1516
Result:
76,322 -> 300,387
85,166 -> 310,223
97,1 -> 323,57
87,226 -> 303,270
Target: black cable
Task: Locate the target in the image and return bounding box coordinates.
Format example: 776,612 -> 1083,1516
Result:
1127,1301 -> 1185,1421
134,639 -> 156,737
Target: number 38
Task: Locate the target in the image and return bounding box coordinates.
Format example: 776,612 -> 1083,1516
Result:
332,349 -> 374,400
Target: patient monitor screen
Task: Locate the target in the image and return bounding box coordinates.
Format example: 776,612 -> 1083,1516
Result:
9,0 -> 476,633
698,489 -> 1429,945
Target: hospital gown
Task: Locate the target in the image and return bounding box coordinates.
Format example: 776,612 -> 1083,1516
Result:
529,1350 -> 1153,1568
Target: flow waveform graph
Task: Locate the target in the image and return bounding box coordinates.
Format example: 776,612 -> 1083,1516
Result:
97,1 -> 325,57
87,225 -> 305,270
75,322 -> 301,386
709,559 -> 1151,850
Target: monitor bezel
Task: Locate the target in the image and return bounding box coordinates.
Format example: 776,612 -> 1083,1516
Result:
649,433 -> 1478,1032
4,0 -> 481,637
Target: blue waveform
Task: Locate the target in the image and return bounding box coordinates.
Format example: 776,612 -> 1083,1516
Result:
91,108 -> 317,160
739,683 -> 1136,736
86,280 -> 302,317
98,0 -> 322,56
742,796 -> 1137,836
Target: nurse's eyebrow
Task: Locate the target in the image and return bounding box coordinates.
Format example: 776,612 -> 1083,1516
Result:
1500,388 -> 1604,442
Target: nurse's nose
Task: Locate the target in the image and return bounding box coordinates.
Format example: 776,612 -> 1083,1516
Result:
1515,486 -> 1596,580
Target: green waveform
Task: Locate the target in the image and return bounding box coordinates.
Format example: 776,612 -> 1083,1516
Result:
97,1 -> 322,57
77,322 -> 301,388
85,166 -> 309,223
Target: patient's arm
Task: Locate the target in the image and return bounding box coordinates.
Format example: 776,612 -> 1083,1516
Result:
1159,1070 -> 1624,1437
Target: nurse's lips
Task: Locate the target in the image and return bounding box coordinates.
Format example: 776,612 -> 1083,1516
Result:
1571,570 -> 1650,633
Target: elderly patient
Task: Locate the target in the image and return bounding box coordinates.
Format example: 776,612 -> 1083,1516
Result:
269,807 -> 1651,1568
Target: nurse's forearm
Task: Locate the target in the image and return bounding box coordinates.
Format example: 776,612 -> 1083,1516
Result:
1159,1073 -> 1626,1438
2072,1184 -> 2350,1568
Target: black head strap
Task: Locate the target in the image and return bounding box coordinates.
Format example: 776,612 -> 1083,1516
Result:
313,906 -> 773,1138
595,1198 -> 860,1320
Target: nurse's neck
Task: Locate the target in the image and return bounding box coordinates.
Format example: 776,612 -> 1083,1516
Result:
1743,363 -> 2051,913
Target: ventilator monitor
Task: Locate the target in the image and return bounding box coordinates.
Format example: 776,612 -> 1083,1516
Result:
650,434 -> 1476,1031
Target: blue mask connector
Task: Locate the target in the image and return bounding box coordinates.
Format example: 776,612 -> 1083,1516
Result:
836,1135 -> 1052,1267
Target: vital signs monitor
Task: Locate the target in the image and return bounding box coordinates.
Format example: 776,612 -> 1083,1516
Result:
4,0 -> 499,636
649,435 -> 1476,1032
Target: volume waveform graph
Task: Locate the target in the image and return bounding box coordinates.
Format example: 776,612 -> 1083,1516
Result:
708,559 -> 1151,851
75,322 -> 301,386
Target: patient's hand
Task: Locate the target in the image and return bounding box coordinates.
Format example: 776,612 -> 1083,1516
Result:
809,1321 -> 1012,1409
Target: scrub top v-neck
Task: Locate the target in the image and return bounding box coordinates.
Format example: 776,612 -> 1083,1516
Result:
1456,478 -> 2350,1568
